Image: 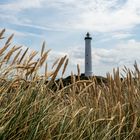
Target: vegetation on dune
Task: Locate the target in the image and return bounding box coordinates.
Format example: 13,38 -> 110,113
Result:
1,29 -> 140,140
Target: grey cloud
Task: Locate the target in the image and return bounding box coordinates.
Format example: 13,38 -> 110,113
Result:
1,0 -> 140,33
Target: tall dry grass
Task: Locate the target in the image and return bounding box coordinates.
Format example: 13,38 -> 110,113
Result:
0,29 -> 140,140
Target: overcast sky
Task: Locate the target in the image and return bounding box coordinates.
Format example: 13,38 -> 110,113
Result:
1,0 -> 140,76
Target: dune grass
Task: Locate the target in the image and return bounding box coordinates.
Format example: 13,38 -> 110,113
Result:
0,29 -> 140,140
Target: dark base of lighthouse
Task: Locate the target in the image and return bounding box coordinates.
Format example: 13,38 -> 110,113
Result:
85,72 -> 93,77
44,74 -> 108,91
81,73 -> 93,78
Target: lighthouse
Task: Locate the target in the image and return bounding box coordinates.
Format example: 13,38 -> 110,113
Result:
85,32 -> 92,76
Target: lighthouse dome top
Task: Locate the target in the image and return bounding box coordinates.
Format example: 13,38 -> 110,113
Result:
85,32 -> 92,40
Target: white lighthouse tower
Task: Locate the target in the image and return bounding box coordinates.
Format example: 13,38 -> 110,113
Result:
85,32 -> 93,76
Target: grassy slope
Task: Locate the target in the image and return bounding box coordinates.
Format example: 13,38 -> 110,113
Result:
0,29 -> 140,140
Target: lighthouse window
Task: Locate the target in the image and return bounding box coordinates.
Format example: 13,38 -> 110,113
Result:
86,54 -> 88,56
87,62 -> 88,64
